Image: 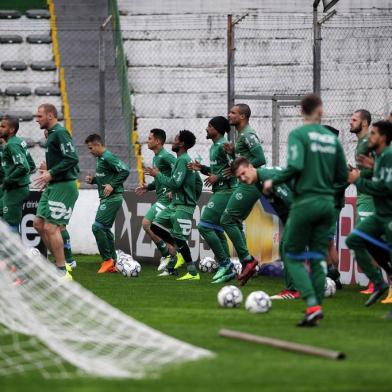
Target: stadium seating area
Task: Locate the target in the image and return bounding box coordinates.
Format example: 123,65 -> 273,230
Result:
0,9 -> 62,165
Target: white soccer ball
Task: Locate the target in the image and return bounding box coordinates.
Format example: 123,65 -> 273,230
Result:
116,249 -> 125,259
245,291 -> 272,313
115,259 -> 125,273
231,258 -> 243,275
28,247 -> 41,257
324,277 -> 336,297
217,285 -> 243,308
199,256 -> 219,272
122,260 -> 141,278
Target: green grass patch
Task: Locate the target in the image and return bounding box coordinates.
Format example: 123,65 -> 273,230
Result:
2,255 -> 392,392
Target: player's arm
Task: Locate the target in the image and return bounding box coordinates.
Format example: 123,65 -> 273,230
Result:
48,132 -> 79,180
3,145 -> 29,187
146,180 -> 156,191
195,172 -> 203,200
200,165 -> 211,176
105,155 -> 130,187
355,154 -> 392,196
26,151 -> 36,173
272,132 -> 304,185
244,133 -> 266,167
155,159 -> 186,190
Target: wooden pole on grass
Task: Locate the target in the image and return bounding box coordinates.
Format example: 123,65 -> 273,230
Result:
219,329 -> 346,360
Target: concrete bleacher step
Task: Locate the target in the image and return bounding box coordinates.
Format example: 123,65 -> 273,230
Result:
0,69 -> 58,86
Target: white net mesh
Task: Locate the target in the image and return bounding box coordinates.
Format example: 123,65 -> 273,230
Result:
0,221 -> 213,379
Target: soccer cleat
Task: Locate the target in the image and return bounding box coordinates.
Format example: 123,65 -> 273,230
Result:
66,259 -> 77,270
238,258 -> 259,286
57,270 -> 73,282
107,266 -> 117,273
211,271 -> 236,284
157,269 -> 178,277
360,282 -> 375,294
97,259 -> 115,274
381,286 -> 392,304
213,261 -> 234,281
157,255 -> 171,271
365,282 -> 389,307
176,272 -> 200,281
174,253 -> 185,270
271,289 -> 301,300
297,306 -> 324,327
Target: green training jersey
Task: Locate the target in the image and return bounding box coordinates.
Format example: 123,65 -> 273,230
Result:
0,144 -> 4,188
355,133 -> 374,204
2,135 -> 31,189
355,145 -> 392,217
234,125 -> 266,168
156,152 -> 202,206
92,149 -> 130,199
147,148 -> 176,202
200,135 -> 236,192
46,123 -> 79,182
273,124 -> 348,201
256,167 -> 292,221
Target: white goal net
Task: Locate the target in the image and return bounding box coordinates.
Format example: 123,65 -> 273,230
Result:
0,221 -> 213,379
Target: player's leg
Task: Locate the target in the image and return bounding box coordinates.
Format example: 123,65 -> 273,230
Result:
94,196 -> 123,273
220,183 -> 261,285
34,187 -> 50,247
346,215 -> 388,306
382,221 -> 392,304
3,186 -> 30,233
61,227 -> 76,271
326,207 -> 342,289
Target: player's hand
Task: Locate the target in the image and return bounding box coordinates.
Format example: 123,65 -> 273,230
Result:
34,170 -> 52,190
144,167 -> 158,177
187,160 -> 202,171
103,184 -> 114,197
222,167 -> 233,179
135,184 -> 148,196
357,154 -> 374,169
204,175 -> 218,187
167,191 -> 173,200
348,169 -> 360,184
39,161 -> 47,171
263,179 -> 273,195
223,142 -> 235,155
85,175 -> 93,184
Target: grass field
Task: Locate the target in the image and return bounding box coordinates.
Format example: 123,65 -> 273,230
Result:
2,255 -> 392,392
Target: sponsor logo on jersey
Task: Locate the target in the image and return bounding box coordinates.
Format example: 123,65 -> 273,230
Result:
235,192 -> 243,200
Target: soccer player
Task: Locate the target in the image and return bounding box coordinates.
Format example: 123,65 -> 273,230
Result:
0,136 -> 6,217
220,104 -> 266,285
135,129 -> 182,271
0,116 -> 35,232
33,104 -> 79,281
188,116 -> 235,283
346,120 -> 392,306
145,130 -> 203,281
264,94 -> 348,326
350,109 -> 379,294
85,134 -> 130,273
231,157 -> 297,296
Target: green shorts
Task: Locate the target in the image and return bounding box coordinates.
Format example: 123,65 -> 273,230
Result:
0,188 -> 4,217
145,200 -> 170,222
37,180 -> 79,226
356,197 -> 375,224
3,185 -> 30,226
201,189 -> 232,226
284,197 -> 335,259
95,194 -> 123,227
153,203 -> 195,241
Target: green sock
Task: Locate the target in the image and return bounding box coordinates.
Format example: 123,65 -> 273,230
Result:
157,240 -> 169,257
310,260 -> 327,304
353,248 -> 384,285
223,223 -> 250,262
198,225 -> 229,263
61,229 -> 73,262
187,262 -> 198,276
92,224 -> 112,261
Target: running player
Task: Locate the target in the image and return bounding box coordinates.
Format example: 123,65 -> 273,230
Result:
350,109 -> 378,294
0,116 -> 35,232
346,120 -> 392,306
135,129 -> 183,271
85,134 -> 130,273
145,130 -> 203,281
188,116 -> 235,283
264,94 -> 348,326
33,104 -> 79,281
220,104 -> 266,285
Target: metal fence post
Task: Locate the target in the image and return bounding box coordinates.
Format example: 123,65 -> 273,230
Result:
99,15 -> 112,145
271,96 -> 279,166
227,14 -> 235,141
313,5 -> 321,95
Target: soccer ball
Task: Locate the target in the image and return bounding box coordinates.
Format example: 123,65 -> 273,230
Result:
28,247 -> 41,257
324,277 -> 336,297
245,291 -> 272,313
199,257 -> 219,272
231,258 -> 242,275
122,260 -> 141,278
217,285 -> 243,308
116,249 -> 125,259
115,259 -> 125,273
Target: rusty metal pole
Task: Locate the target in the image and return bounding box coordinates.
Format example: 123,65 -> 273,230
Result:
227,14 -> 235,141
